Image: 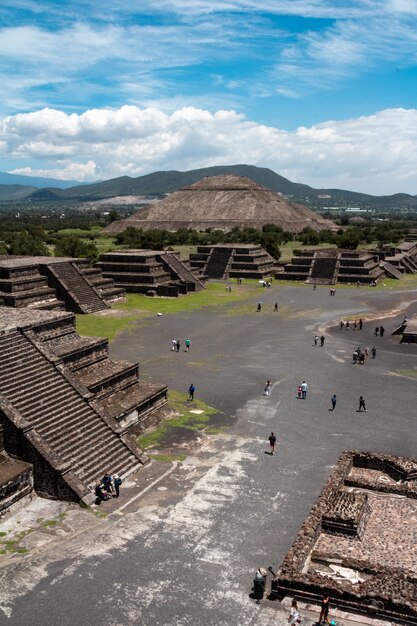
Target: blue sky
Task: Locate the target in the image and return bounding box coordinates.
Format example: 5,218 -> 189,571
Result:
1,0 -> 417,194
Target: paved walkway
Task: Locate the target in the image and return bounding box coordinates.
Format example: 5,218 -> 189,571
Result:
1,283 -> 416,625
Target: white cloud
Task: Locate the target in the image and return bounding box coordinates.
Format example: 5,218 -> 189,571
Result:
2,105 -> 417,194
10,160 -> 99,181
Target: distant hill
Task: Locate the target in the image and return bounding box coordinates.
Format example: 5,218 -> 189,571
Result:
0,171 -> 82,189
0,184 -> 38,201
0,164 -> 416,209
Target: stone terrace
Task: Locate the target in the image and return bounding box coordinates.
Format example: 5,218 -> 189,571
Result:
272,450 -> 417,624
0,256 -> 125,314
189,244 -> 275,280
0,307 -> 167,504
97,250 -> 204,297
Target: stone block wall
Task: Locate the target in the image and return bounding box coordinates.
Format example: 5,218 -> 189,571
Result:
272,450 -> 417,623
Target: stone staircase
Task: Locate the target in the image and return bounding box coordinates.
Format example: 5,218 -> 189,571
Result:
160,253 -> 205,291
44,262 -> 108,313
74,262 -> 126,302
381,261 -> 403,279
0,329 -> 145,503
310,254 -> 339,284
204,247 -> 234,279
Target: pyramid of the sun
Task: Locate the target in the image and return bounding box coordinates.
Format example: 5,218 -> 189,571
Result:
104,174 -> 336,234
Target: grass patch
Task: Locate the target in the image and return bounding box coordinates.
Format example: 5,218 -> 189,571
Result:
76,311 -> 141,341
150,453 -> 187,462
137,389 -> 220,450
204,425 -> 227,435
41,519 -> 58,527
396,369 -> 417,377
0,531 -> 7,537
115,282 -> 259,315
76,282 -> 261,340
0,530 -> 32,554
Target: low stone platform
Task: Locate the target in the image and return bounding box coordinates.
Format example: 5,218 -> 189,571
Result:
0,306 -> 168,503
271,450 -> 417,624
0,452 -> 33,519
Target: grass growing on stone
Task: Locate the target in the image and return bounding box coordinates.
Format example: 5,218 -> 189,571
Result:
0,530 -> 32,554
41,519 -> 58,527
137,390 -> 220,450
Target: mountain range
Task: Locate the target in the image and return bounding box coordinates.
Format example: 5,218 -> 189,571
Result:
0,164 -> 416,210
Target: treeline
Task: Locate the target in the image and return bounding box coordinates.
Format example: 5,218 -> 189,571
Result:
115,220 -> 411,257
0,224 -> 98,261
0,219 -> 413,263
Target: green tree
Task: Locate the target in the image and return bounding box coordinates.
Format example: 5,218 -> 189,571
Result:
9,231 -> 50,256
55,236 -> 98,262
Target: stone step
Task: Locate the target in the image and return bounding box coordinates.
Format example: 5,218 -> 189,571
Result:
30,401 -> 91,433
80,446 -> 137,484
1,369 -> 68,399
72,359 -> 139,397
62,432 -> 124,468
46,417 -> 109,452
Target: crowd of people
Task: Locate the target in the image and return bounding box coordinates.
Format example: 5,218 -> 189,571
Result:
95,472 -> 122,504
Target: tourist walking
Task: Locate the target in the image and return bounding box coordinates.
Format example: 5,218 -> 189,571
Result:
257,302 -> 262,312
188,383 -> 195,401
358,396 -> 367,412
288,599 -> 301,624
374,326 -> 379,337
346,321 -> 350,330
359,318 -> 363,330
372,346 -> 376,358
318,594 -> 331,625
274,302 -> 278,312
268,432 -> 276,455
297,385 -> 302,399
301,381 -> 308,399
171,339 -> 177,351
176,339 -> 181,352
339,320 -> 344,330
314,335 -> 318,346
263,380 -> 271,396
320,335 -> 325,347
113,474 -> 122,498
379,325 -> 385,337
331,394 -> 337,411
185,338 -> 191,351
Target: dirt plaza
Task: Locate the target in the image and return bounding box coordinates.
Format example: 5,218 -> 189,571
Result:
1,281 -> 417,626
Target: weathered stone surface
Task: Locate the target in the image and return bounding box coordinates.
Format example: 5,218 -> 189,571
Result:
272,450 -> 417,623
104,174 -> 336,234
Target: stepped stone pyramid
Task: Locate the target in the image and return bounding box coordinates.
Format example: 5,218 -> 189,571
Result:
0,307 -> 167,504
104,174 -> 336,234
276,248 -> 385,285
189,244 -> 275,280
0,256 -> 125,314
97,250 -> 205,296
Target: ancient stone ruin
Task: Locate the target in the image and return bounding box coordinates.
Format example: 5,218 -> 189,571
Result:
276,249 -> 385,285
189,244 -> 275,280
104,174 -> 336,234
96,250 -> 205,296
0,308 -> 167,506
271,450 -> 417,623
276,241 -> 417,285
0,256 -> 125,313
